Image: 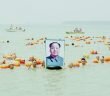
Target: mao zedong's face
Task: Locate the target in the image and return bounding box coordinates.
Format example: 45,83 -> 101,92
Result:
50,43 -> 60,57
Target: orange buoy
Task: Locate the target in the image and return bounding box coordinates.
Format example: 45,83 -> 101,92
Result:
77,59 -> 82,63
20,59 -> 25,64
86,41 -> 91,44
104,56 -> 110,62
15,58 -> 25,64
68,63 -> 73,68
73,62 -> 81,67
13,61 -> 20,67
25,62 -> 32,67
9,64 -> 14,69
93,59 -> 99,63
90,50 -> 98,54
0,64 -> 10,69
36,59 -> 43,65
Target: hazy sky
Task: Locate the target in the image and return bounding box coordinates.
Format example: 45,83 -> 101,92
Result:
0,0 -> 110,24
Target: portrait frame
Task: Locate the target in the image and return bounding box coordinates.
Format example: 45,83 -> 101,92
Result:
45,38 -> 65,69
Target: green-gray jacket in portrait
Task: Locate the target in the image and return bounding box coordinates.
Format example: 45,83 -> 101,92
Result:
46,55 -> 63,67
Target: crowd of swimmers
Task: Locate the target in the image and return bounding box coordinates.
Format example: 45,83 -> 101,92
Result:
0,35 -> 110,70
0,54 -> 44,69
0,51 -> 109,70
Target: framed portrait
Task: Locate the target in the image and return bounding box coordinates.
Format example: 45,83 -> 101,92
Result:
45,39 -> 65,69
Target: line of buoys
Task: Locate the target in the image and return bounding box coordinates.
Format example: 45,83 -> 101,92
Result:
25,37 -> 45,46
0,54 -> 45,69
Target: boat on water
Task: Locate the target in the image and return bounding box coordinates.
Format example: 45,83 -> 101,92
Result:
66,31 -> 85,34
65,27 -> 85,34
6,25 -> 26,32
